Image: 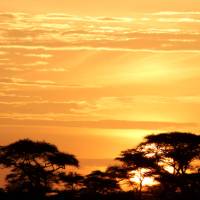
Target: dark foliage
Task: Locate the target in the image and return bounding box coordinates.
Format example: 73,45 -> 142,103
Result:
0,132 -> 199,200
0,139 -> 79,199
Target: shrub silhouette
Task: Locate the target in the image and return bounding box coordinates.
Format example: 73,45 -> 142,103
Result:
84,170 -> 120,195
59,172 -> 84,191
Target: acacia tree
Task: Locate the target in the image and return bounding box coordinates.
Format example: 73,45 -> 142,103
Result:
0,139 -> 79,198
115,149 -> 157,200
138,132 -> 200,198
111,132 -> 200,200
140,132 -> 200,175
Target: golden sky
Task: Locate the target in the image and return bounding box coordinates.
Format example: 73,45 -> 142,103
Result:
0,0 -> 200,172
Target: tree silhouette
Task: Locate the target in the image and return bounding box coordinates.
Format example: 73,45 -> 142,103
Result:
108,132 -> 200,200
84,170 -> 120,195
140,132 -> 200,175
59,172 -> 84,191
115,149 -> 157,200
1,139 -> 79,199
0,132 -> 199,200
106,165 -> 129,184
137,132 -> 200,199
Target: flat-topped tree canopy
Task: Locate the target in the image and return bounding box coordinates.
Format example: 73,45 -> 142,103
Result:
0,139 -> 79,196
140,132 -> 200,174
1,139 -> 79,169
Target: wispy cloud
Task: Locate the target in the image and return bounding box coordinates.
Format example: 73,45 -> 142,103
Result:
24,53 -> 53,58
0,77 -> 102,89
0,12 -> 200,53
0,11 -> 200,131
153,11 -> 200,16
0,117 -> 198,131
0,77 -> 57,87
37,67 -> 68,72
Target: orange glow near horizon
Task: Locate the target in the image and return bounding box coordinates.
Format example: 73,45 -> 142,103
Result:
0,0 -> 200,176
130,168 -> 158,188
130,176 -> 157,187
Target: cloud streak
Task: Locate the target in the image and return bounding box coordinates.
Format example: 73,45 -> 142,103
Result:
1,12 -> 200,53
0,117 -> 198,131
0,11 -> 200,133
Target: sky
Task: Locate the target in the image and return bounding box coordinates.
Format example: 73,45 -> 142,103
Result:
0,0 -> 200,175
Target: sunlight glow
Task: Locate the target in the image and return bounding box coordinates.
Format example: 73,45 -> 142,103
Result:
129,168 -> 158,187
130,176 -> 156,186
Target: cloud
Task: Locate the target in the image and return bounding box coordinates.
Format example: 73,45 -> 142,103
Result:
0,92 -> 30,98
24,53 -> 53,58
0,77 -> 102,89
153,11 -> 200,16
2,67 -> 24,71
0,99 -> 98,115
0,13 -> 16,21
158,18 -> 200,23
37,67 -> 68,72
0,94 -> 199,121
0,12 -> 200,130
0,117 -> 198,131
87,95 -> 200,115
0,77 -> 56,87
1,45 -> 200,53
0,12 -> 200,53
0,77 -> 57,87
22,61 -> 48,66
95,16 -> 133,22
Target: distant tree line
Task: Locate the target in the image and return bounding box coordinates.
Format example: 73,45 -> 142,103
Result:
0,132 -> 199,200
